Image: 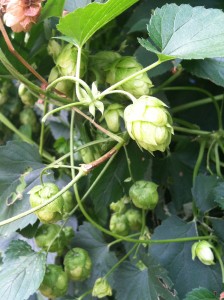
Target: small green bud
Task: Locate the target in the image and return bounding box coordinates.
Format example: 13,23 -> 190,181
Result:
35,224 -> 66,255
106,56 -> 153,98
18,83 -> 36,106
125,209 -> 142,231
192,241 -> 215,266
109,213 -> 129,236
48,66 -> 74,97
62,190 -> 76,218
64,248 -> 92,281
39,264 -> 68,298
19,107 -> 37,132
29,183 -> 64,223
89,51 -> 121,83
124,95 -> 173,153
92,277 -> 112,298
103,103 -> 124,133
129,180 -> 159,210
110,197 -> 129,213
56,43 -> 88,78
47,40 -> 62,63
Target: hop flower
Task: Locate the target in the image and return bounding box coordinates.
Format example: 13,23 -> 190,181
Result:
106,56 -> 153,98
92,278 -> 112,298
103,103 -> 124,133
2,0 -> 43,33
124,95 -> 173,153
192,241 -> 215,266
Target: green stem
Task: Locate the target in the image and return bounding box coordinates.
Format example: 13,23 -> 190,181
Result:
42,101 -> 88,123
134,209 -> 146,258
39,100 -> 48,156
193,139 -> 206,184
124,146 -> 134,182
164,86 -> 222,129
214,143 -> 222,178
46,75 -> 91,96
213,247 -> 224,284
173,126 -> 210,136
152,66 -> 183,93
98,89 -> 137,102
0,112 -> 54,162
105,244 -> 138,279
0,170 -> 85,227
75,46 -> 83,101
172,93 -> 224,115
99,59 -> 163,99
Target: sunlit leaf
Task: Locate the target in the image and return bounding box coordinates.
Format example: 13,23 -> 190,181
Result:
139,4 -> 224,60
57,0 -> 139,46
184,287 -> 218,300
0,240 -> 46,300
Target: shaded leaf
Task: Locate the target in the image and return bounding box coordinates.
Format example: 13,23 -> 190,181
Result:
0,240 -> 46,300
183,58 -> 224,88
114,253 -> 178,300
0,141 -> 53,234
150,216 -> 222,298
57,0 -> 139,47
192,174 -> 219,213
39,0 -> 66,22
184,287 -> 218,300
209,218 -> 224,242
153,151 -> 194,210
139,4 -> 224,60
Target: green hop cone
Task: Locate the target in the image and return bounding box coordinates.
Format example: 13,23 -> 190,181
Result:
19,107 -> 37,132
62,190 -> 76,218
110,196 -> 129,213
0,80 -> 11,105
192,241 -> 215,266
103,103 -> 124,133
29,183 -> 64,223
125,209 -> 142,231
56,43 -> 88,78
109,212 -> 129,236
129,180 -> 159,210
47,40 -> 62,63
106,56 -> 153,98
124,95 -> 173,153
89,51 -> 121,83
18,83 -> 37,106
39,264 -> 68,299
48,66 -> 74,97
35,224 -> 67,255
64,248 -> 92,281
92,277 -> 112,298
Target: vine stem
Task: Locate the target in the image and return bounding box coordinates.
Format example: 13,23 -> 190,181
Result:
98,59 -> 163,99
39,100 -> 48,156
173,126 -> 210,136
0,170 -> 85,227
172,94 -> 224,114
193,139 -> 206,184
163,86 -> 222,129
212,247 -> 224,284
0,17 -> 47,84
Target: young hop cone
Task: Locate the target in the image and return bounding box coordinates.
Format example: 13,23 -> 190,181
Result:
64,248 -> 92,281
192,241 -> 215,266
124,96 -> 173,153
106,56 -> 153,98
92,277 -> 113,298
39,264 -> 68,298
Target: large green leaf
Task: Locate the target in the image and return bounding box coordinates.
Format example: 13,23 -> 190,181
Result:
0,240 -> 46,300
183,58 -> 224,88
114,253 -> 178,300
139,4 -> 224,60
184,287 -> 218,300
57,0 -> 139,47
192,174 -> 224,212
0,141 -> 53,234
150,216 -> 222,298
